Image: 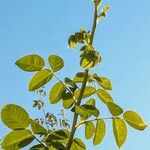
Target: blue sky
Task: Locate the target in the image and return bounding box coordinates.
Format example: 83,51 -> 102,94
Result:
0,0 -> 150,149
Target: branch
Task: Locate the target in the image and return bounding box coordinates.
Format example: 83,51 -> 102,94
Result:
75,117 -> 114,128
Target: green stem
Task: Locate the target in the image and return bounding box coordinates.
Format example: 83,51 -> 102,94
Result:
66,3 -> 98,150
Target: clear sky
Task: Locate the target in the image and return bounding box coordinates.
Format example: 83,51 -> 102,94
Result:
0,0 -> 150,149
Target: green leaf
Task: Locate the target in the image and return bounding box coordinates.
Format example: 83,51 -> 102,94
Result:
68,35 -> 77,49
70,138 -> 86,150
15,54 -> 45,72
1,129 -> 34,150
81,104 -> 99,118
85,121 -> 95,139
80,51 -> 102,69
62,93 -> 75,109
74,86 -> 95,99
47,129 -> 70,143
65,77 -> 77,88
85,98 -> 95,106
101,5 -> 111,17
49,141 -> 66,150
49,82 -> 66,104
97,89 -> 113,104
80,44 -> 94,51
30,144 -> 48,150
1,104 -> 29,130
107,102 -> 123,116
113,118 -> 127,148
29,69 -> 53,91
93,119 -> 106,145
73,72 -> 86,83
75,106 -> 89,119
123,111 -> 147,131
29,119 -> 47,135
98,77 -> 112,90
48,55 -> 64,72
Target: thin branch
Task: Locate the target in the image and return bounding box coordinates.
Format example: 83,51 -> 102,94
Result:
75,117 -> 114,128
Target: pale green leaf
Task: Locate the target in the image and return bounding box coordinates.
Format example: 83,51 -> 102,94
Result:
29,69 -> 53,91
15,54 -> 45,72
85,121 -> 95,139
107,102 -> 123,116
48,55 -> 64,72
1,104 -> 29,130
62,93 -> 75,109
1,129 -> 34,150
70,138 -> 86,150
113,118 -> 127,148
75,106 -> 89,119
98,77 -> 112,90
123,111 -> 147,131
97,89 -> 113,104
93,119 -> 106,145
49,82 -> 66,104
29,119 -> 47,135
74,86 -> 96,99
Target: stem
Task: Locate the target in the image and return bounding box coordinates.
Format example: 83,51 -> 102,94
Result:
34,136 -> 47,148
66,3 -> 98,150
75,117 -> 114,128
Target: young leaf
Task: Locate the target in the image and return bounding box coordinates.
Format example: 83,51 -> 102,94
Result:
70,138 -> 86,150
113,118 -> 127,148
49,82 -> 66,104
107,102 -> 123,116
123,111 -> 147,131
68,35 -> 77,49
101,5 -> 111,17
74,86 -> 96,99
29,119 -> 47,135
1,129 -> 34,150
97,89 -> 113,104
1,104 -> 29,130
98,77 -> 112,90
15,54 -> 45,72
85,121 -> 95,139
93,119 -> 106,145
62,93 -> 75,109
48,55 -> 64,72
80,51 -> 102,69
29,69 -> 53,91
